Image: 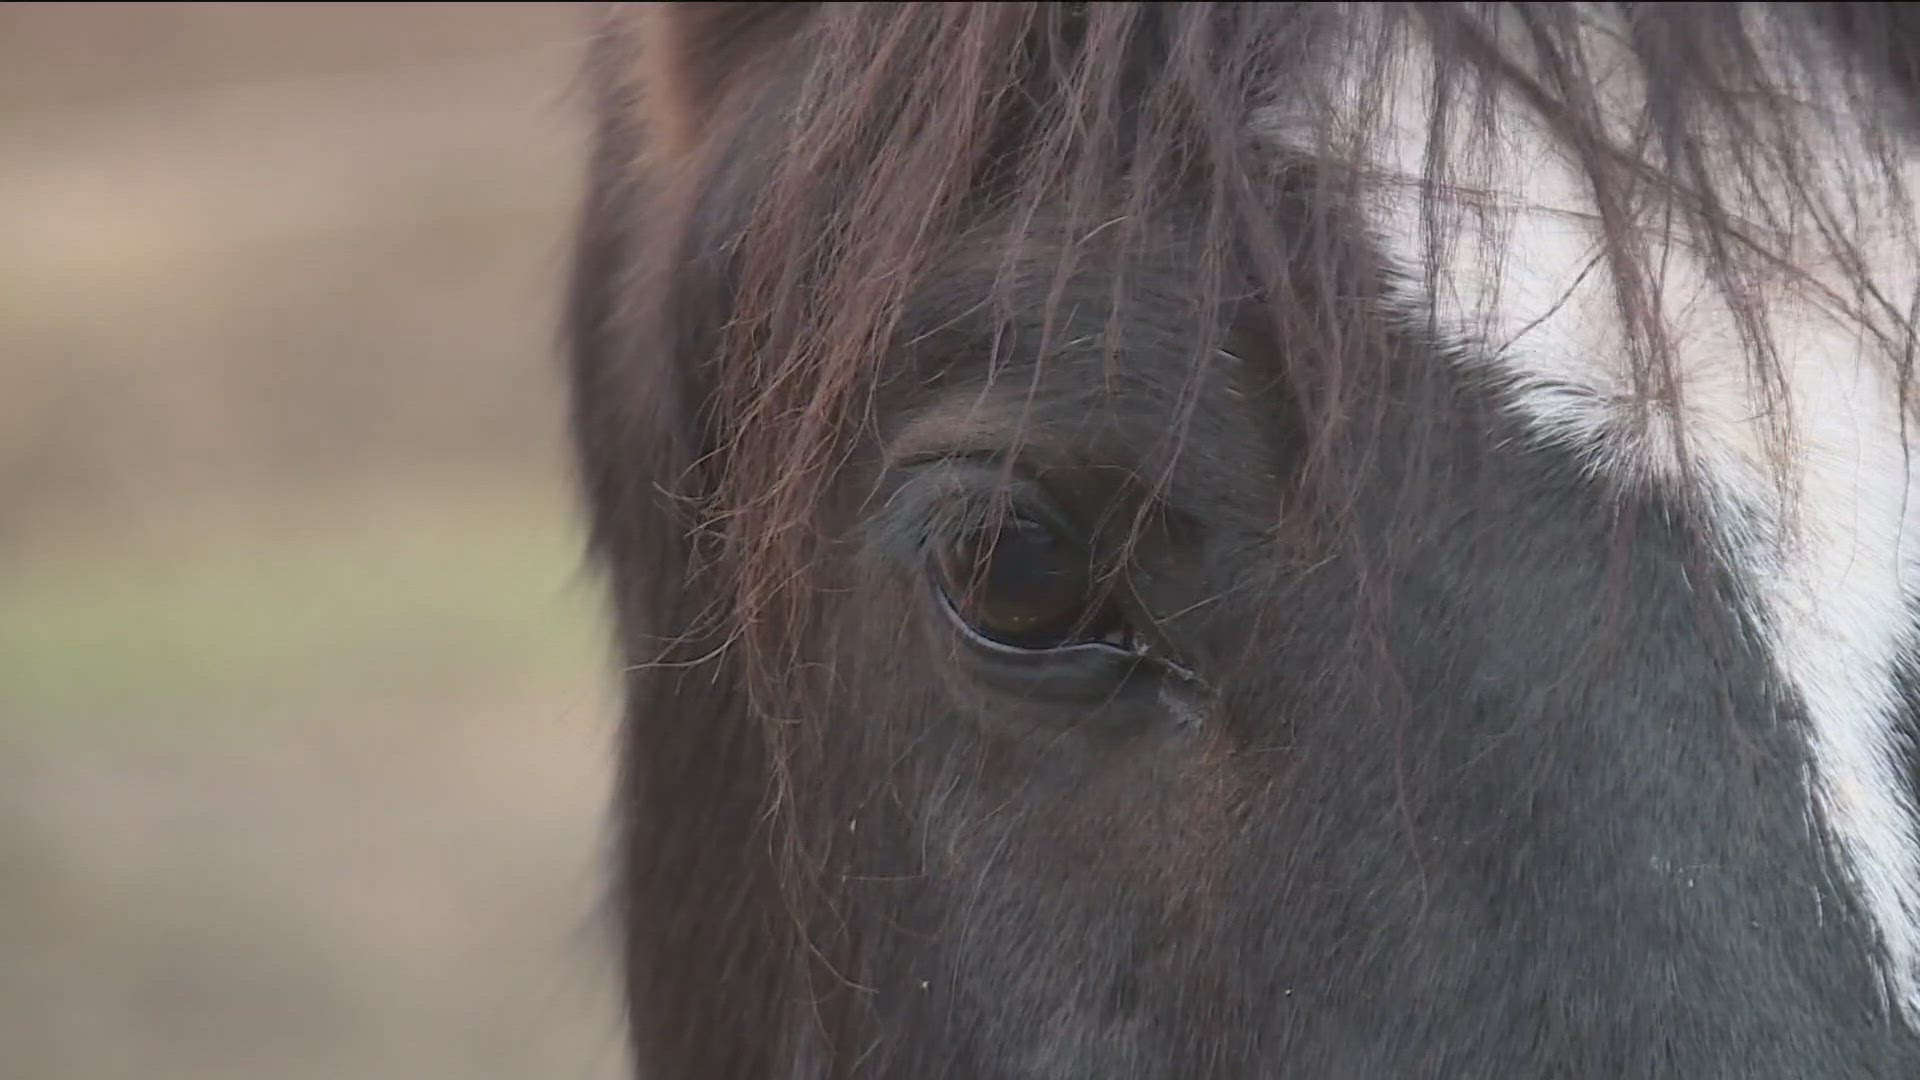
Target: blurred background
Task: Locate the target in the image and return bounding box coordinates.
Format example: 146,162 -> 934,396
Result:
0,4 -> 627,1078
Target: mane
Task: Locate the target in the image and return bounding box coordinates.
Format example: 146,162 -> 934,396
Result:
611,0 -> 1920,723
581,2 -> 1920,1066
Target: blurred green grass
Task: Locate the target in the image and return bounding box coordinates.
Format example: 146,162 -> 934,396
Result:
1,483 -> 603,733
0,6 -> 630,1079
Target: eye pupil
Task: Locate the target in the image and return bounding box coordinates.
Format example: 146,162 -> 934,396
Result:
937,517 -> 1116,650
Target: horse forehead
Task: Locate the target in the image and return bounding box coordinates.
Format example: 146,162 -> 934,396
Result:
1254,9 -> 1920,1027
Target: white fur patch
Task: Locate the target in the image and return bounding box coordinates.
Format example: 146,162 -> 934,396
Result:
1257,9 -> 1920,1020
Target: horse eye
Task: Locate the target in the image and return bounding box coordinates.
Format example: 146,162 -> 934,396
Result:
933,516 -> 1125,651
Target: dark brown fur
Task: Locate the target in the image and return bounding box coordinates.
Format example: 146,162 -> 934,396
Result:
568,5 -> 1920,1076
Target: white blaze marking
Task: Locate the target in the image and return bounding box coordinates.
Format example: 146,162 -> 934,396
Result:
1258,10 -> 1920,1020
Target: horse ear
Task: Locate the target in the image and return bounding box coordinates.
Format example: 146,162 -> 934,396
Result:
629,2 -> 817,157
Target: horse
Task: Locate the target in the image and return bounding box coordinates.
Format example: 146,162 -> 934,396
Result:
563,4 -> 1920,1076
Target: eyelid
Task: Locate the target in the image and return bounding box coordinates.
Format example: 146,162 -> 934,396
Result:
928,548 -> 1204,691
899,457 -> 1078,555
882,395 -> 1038,469
927,562 -> 1136,660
